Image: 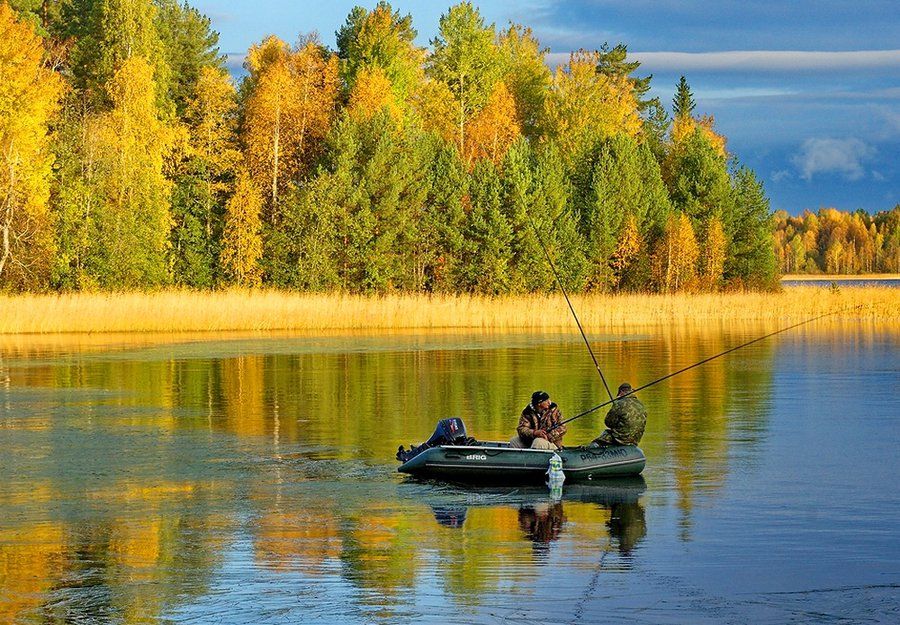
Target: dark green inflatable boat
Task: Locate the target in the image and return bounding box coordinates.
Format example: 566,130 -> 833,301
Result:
397,418 -> 645,483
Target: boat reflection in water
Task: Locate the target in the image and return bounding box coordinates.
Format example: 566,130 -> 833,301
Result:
405,476 -> 647,560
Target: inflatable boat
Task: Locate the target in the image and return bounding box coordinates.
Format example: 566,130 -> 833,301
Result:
396,418 -> 645,483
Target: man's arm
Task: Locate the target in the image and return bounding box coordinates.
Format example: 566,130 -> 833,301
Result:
517,411 -> 536,439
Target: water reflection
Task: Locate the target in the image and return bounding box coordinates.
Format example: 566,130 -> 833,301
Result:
4,325 -> 887,622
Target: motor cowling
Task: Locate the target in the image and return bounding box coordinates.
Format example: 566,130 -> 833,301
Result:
397,418 -> 469,463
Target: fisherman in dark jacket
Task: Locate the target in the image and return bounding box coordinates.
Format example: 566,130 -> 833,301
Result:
590,382 -> 646,446
510,391 -> 567,450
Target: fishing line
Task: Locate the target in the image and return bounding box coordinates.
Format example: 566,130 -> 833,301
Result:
551,305 -> 860,430
526,213 -> 614,402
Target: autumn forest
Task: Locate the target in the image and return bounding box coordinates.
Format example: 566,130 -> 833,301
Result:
2,0 -> 898,295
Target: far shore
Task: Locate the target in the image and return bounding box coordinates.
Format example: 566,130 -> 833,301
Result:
781,273 -> 900,281
0,287 -> 897,335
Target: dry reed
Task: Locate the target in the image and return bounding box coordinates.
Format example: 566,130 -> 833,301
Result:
0,287 -> 897,335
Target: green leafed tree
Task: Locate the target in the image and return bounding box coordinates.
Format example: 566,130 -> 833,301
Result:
88,56 -> 172,287
154,0 -> 224,114
426,2 -> 502,152
573,135 -> 671,290
498,24 -> 550,139
727,166 -> 777,287
672,75 -> 695,118
169,66 -> 240,287
664,127 -> 734,231
458,159 -> 513,293
336,1 -> 423,100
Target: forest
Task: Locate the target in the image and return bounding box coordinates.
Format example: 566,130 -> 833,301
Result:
774,207 -> 900,275
1,1 -> 893,295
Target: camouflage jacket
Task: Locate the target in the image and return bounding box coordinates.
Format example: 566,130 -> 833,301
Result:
595,395 -> 647,445
517,402 -> 567,447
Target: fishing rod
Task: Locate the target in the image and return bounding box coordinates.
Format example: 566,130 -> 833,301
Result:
550,306 -> 858,430
526,213 -> 614,402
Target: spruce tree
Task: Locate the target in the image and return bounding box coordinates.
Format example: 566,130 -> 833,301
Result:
459,159 -> 513,293
727,166 -> 777,287
672,75 -> 695,118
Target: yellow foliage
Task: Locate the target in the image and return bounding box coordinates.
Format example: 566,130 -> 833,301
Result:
464,82 -> 521,165
611,215 -> 642,287
244,39 -> 339,211
545,50 -> 642,157
652,213 -> 699,292
348,65 -> 401,121
244,35 -> 291,76
698,217 -> 728,290
94,55 -> 174,286
671,113 -> 727,157
411,78 -> 457,142
221,171 -> 263,287
0,4 -> 65,288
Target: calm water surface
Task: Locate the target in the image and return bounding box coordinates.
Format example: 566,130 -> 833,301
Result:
1,326 -> 898,623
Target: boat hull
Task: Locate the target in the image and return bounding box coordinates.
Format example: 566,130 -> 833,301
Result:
397,442 -> 645,483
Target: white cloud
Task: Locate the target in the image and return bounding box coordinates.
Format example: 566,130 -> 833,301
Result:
771,170 -> 792,182
546,49 -> 900,72
791,138 -> 876,181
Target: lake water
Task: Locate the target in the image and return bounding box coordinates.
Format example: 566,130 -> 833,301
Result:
781,278 -> 900,288
1,325 -> 898,624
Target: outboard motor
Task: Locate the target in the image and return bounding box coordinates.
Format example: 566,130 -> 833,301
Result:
397,418 -> 470,463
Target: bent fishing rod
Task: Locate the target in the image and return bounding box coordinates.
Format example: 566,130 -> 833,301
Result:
526,214 -> 614,402
550,306 -> 859,430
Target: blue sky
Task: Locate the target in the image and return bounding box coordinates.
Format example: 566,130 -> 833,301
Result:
196,0 -> 900,214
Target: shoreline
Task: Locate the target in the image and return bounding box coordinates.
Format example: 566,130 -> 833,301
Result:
1,288 -> 897,335
780,273 -> 900,281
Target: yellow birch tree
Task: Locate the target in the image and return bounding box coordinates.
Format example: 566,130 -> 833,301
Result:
347,65 -> 401,121
697,216 -> 727,290
0,3 -> 64,289
464,82 -> 521,165
93,55 -> 173,287
184,66 -> 240,234
610,215 -> 642,288
221,170 -> 263,286
545,51 -> 642,159
243,37 -> 338,218
651,212 -> 699,292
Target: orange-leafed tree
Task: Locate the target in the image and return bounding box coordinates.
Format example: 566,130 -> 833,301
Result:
347,65 -> 401,121
697,216 -> 727,290
464,82 -> 521,165
242,36 -> 338,218
652,212 -> 699,292
610,215 -> 642,288
0,3 -> 65,289
221,170 -> 263,287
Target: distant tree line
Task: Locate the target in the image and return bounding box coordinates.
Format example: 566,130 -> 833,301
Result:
774,206 -> 900,275
3,1 -> 780,293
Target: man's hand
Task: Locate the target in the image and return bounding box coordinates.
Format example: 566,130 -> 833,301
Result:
533,429 -> 547,440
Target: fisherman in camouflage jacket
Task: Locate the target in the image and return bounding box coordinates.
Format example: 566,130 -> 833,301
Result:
591,382 -> 647,446
510,391 -> 567,450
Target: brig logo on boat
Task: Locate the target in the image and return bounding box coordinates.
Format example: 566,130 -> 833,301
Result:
465,454 -> 488,460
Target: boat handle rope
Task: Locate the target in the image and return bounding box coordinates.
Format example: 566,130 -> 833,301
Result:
548,305 -> 863,431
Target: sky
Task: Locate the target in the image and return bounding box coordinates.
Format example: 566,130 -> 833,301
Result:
196,0 -> 900,214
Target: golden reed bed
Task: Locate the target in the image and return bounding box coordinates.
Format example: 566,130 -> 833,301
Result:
1,287 -> 897,335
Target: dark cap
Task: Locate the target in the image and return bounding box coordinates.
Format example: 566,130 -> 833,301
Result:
531,390 -> 550,406
617,382 -> 633,395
